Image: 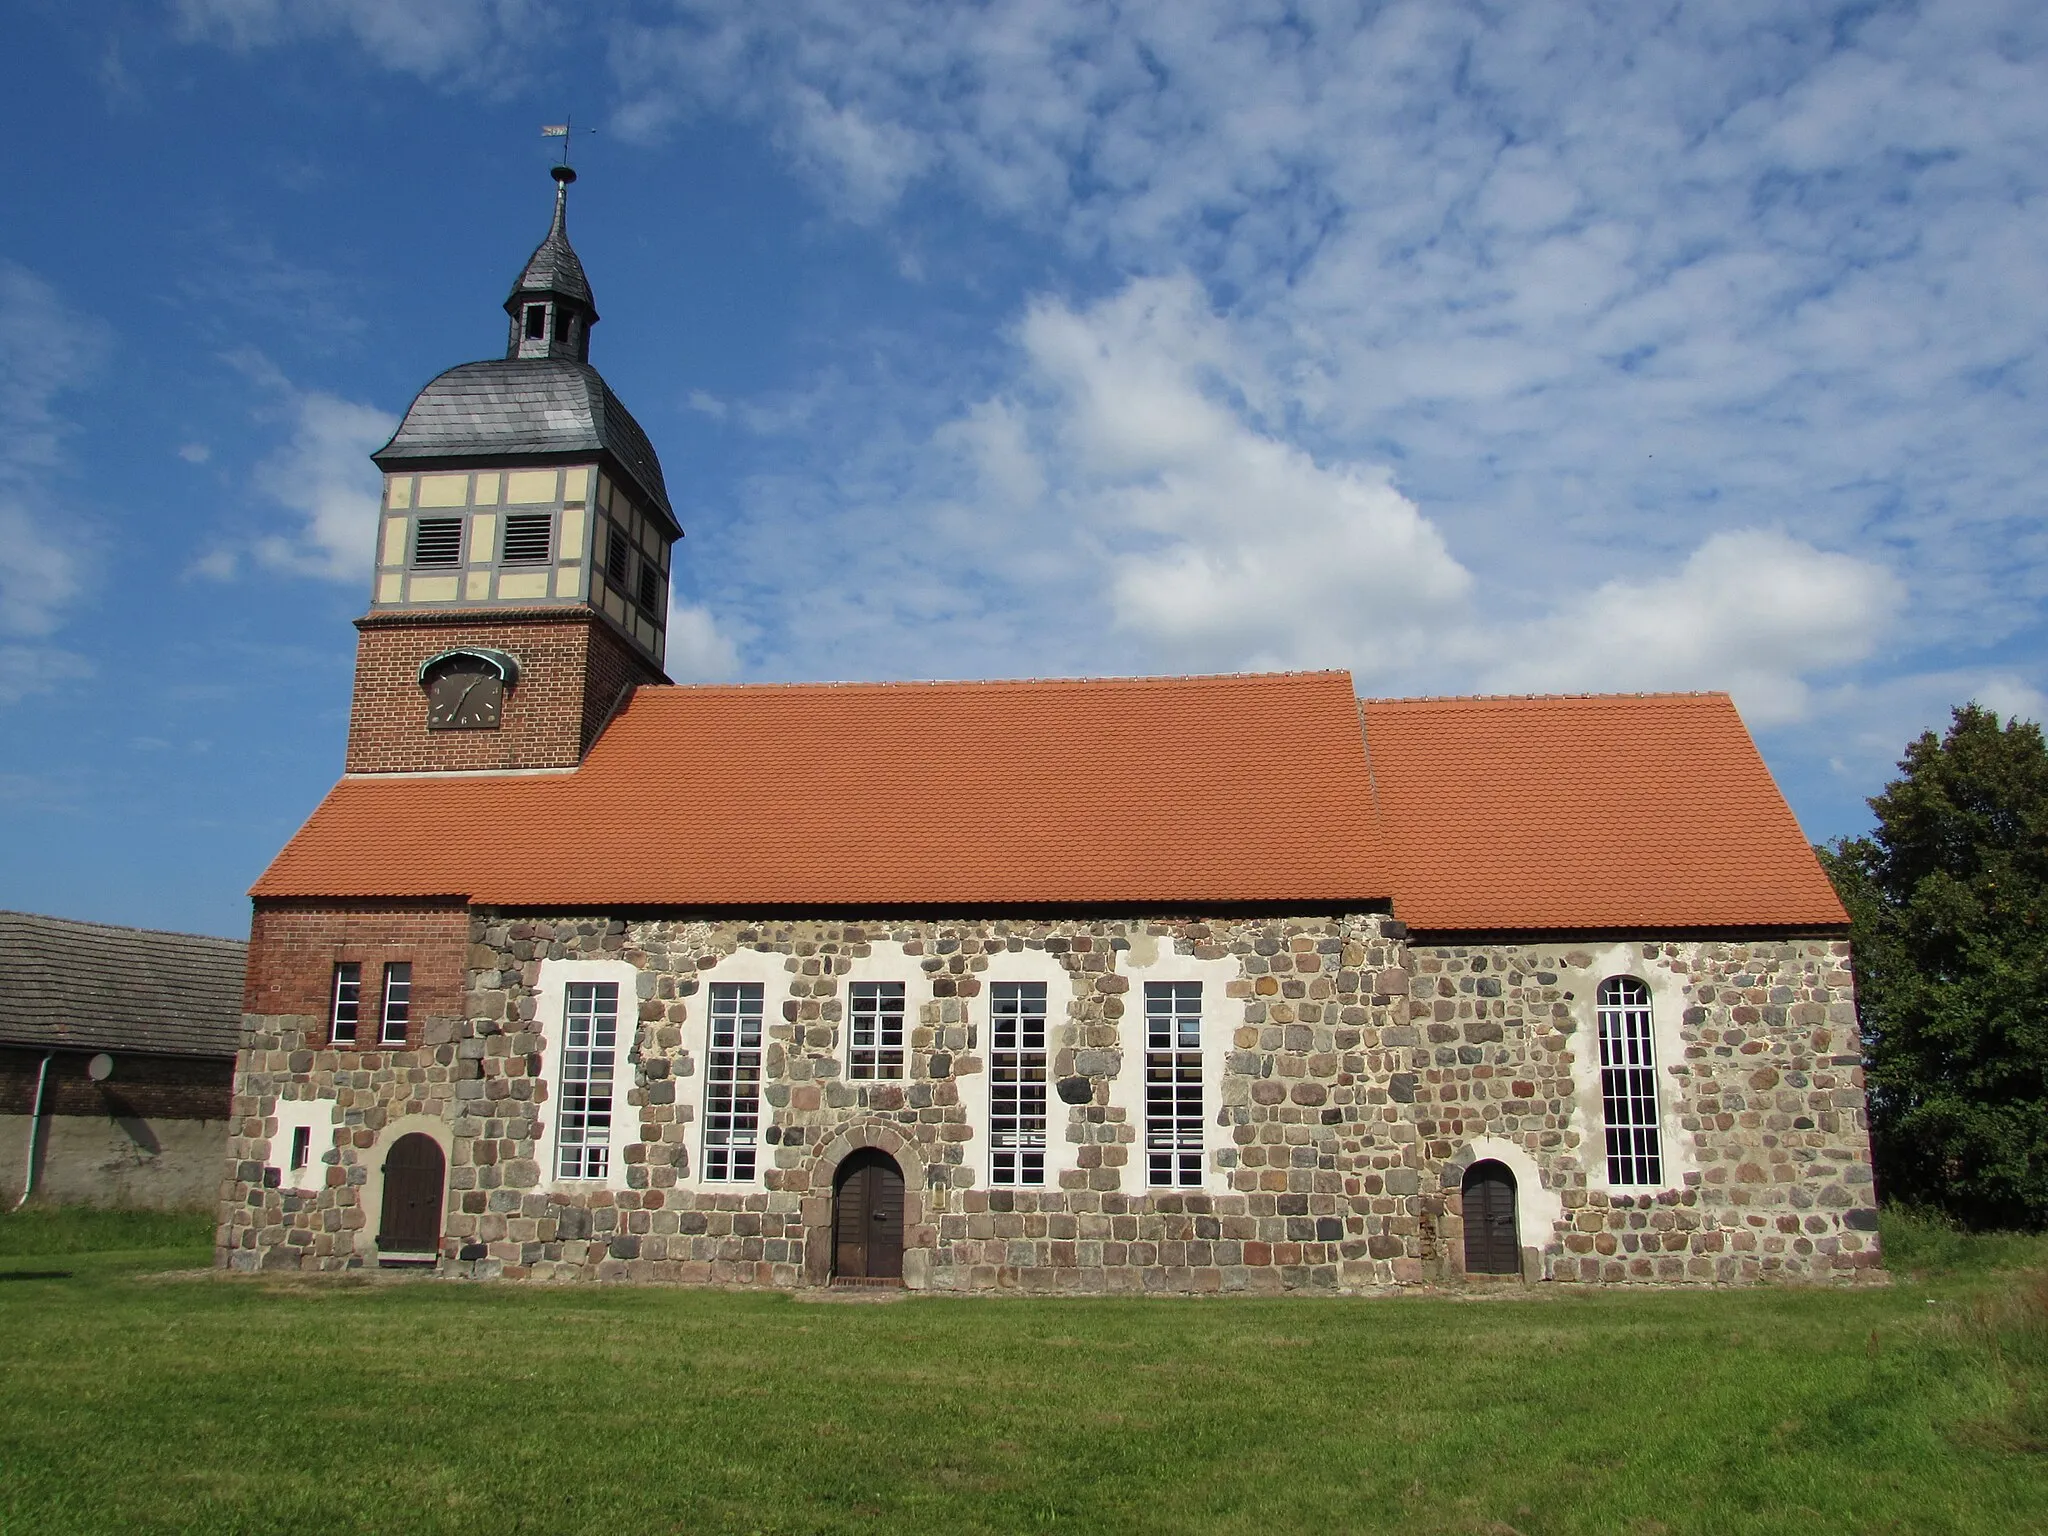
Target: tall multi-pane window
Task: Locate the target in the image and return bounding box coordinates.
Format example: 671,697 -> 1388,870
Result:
379,962 -> 412,1046
989,982 -> 1049,1186
704,983 -> 764,1182
1597,977 -> 1663,1186
848,982 -> 906,1080
555,982 -> 619,1180
329,963 -> 361,1044
1145,982 -> 1204,1187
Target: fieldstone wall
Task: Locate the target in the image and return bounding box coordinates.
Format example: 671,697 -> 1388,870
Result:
218,914 -> 1878,1290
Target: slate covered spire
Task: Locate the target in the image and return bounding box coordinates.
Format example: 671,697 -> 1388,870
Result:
505,165 -> 596,363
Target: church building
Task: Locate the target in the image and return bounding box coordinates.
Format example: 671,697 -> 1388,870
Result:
218,168 -> 1880,1290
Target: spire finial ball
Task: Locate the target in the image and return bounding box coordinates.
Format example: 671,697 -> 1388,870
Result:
551,164 -> 577,185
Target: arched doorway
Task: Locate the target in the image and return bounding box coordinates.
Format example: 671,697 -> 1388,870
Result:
833,1148 -> 905,1282
1461,1160 -> 1521,1275
377,1133 -> 445,1256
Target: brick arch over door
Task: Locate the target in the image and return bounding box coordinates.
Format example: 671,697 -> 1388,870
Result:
799,1122 -> 930,1287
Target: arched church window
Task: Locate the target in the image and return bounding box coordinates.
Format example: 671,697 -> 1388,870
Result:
1597,977 -> 1663,1185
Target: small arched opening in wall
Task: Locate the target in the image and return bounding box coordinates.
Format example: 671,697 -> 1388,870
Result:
1440,1137 -> 1564,1282
359,1115 -> 453,1269
802,1125 -> 927,1288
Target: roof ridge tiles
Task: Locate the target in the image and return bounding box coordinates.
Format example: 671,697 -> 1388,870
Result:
642,669 -> 1355,696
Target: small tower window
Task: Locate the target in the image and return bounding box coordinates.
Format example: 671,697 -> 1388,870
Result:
412,518 -> 462,567
502,513 -> 553,564
524,303 -> 547,340
637,563 -> 662,614
605,525 -> 631,584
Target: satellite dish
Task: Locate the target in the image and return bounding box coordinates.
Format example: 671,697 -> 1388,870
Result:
87,1053 -> 114,1082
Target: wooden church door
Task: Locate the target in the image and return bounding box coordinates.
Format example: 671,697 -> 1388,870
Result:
378,1133 -> 446,1254
833,1149 -> 906,1281
1461,1161 -> 1521,1275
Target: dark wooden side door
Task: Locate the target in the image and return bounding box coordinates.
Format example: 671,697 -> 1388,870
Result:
378,1133 -> 446,1254
833,1148 -> 905,1280
1462,1161 -> 1520,1275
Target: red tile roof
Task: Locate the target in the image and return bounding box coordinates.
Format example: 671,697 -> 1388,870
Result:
252,672 -> 1388,909
252,674 -> 1846,932
1359,692 -> 1847,932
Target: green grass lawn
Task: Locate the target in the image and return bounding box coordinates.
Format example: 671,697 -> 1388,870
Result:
1,1209 -> 2042,1535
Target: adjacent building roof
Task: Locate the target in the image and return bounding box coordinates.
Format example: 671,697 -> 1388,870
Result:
373,358 -> 675,528
254,672 -> 1388,910
1358,692 -> 1848,932
252,675 -> 1846,933
0,911 -> 246,1057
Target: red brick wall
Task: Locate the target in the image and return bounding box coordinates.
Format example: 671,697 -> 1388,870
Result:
345,609 -> 665,774
244,902 -> 471,1047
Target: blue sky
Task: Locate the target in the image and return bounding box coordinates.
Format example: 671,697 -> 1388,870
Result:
4,0 -> 2044,939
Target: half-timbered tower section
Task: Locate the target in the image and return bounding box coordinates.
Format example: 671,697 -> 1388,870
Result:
217,170 -> 1876,1291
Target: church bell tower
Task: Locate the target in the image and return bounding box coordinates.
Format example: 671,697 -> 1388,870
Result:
346,165 -> 680,774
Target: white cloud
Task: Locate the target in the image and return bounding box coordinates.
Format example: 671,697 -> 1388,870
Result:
177,442 -> 212,464
997,278 -> 1472,678
0,264 -> 106,694
175,0 -> 548,85
1486,530 -> 1904,725
664,599 -> 741,682
222,382 -> 395,582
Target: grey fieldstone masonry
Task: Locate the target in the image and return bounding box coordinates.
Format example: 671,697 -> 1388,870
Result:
217,915 -> 1879,1289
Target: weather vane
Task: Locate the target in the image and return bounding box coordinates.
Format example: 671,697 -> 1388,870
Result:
540,118 -> 597,167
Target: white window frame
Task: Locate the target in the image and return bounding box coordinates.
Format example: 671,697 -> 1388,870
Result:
1144,981 -> 1206,1188
329,961 -> 361,1045
379,961 -> 412,1046
1596,976 -> 1664,1187
1557,942 -> 1698,1198
535,958 -> 639,1192
1107,944 -> 1235,1196
837,943 -> 931,1091
847,980 -> 907,1080
682,949 -> 793,1189
988,980 -> 1050,1186
961,949 -> 1076,1193
703,981 -> 765,1182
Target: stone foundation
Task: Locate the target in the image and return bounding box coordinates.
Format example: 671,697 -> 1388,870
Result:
217,911 -> 1879,1289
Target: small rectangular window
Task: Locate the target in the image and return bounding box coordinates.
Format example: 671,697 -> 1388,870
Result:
704,983 -> 764,1181
1598,978 -> 1664,1185
637,563 -> 662,614
501,512 -> 552,564
289,1125 -> 312,1173
848,981 -> 906,1080
1145,982 -> 1203,1187
329,962 -> 361,1044
990,982 -> 1048,1186
412,518 -> 462,567
556,983 -> 619,1180
606,524 -> 631,584
524,303 -> 547,340
380,961 -> 412,1046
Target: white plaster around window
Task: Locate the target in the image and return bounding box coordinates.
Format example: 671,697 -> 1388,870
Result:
1560,943 -> 1700,1199
1112,942 -> 1238,1197
534,957 -> 641,1195
682,948 -> 794,1190
267,1094 -> 338,1193
836,941 -> 932,1083
958,948 -> 1076,1192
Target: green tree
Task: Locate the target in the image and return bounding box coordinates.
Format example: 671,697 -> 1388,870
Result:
1819,704 -> 2048,1229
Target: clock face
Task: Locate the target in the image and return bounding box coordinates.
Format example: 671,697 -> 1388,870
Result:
424,660 -> 504,731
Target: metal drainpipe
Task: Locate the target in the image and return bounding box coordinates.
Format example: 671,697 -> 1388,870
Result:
14,1052 -> 53,1209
